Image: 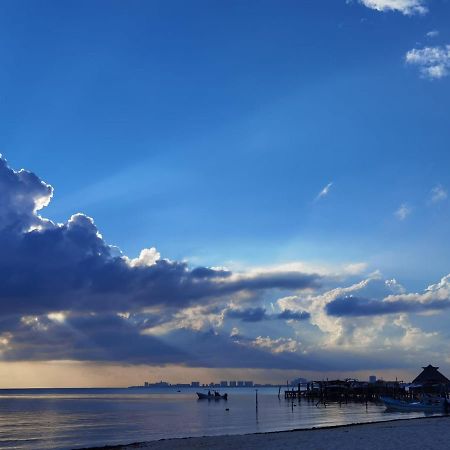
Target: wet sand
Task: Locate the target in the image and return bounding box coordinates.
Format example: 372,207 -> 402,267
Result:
90,415 -> 450,450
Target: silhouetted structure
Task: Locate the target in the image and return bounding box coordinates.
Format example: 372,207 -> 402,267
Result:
285,378 -> 406,404
410,364 -> 450,396
412,364 -> 450,386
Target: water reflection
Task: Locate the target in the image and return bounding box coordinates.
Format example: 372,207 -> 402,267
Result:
0,388 -> 443,450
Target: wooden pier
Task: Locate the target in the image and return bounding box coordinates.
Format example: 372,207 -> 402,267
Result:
284,366 -> 450,405
284,378 -> 415,404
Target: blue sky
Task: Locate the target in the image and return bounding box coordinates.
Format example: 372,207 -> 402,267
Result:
0,0 -> 450,386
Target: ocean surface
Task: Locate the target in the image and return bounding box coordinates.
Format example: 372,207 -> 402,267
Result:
0,387 -> 443,450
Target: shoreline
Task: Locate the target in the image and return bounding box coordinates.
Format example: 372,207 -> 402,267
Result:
83,414 -> 450,450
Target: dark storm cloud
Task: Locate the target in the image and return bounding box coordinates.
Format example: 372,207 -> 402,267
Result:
0,156 -> 322,317
276,309 -> 310,321
4,314 -> 186,364
227,307 -> 268,322
2,312 -> 406,371
326,295 -> 450,317
0,155 -> 326,368
226,307 -> 310,322
0,313 -> 303,368
0,307 -> 425,372
190,267 -> 231,279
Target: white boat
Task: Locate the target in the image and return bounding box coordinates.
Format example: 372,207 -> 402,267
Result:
380,396 -> 447,412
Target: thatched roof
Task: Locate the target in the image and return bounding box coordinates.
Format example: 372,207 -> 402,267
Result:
412,364 -> 450,385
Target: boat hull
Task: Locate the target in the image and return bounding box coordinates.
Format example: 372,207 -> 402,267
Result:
381,396 -> 447,412
197,392 -> 228,400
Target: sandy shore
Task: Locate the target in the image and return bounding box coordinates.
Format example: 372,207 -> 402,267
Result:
88,416 -> 450,450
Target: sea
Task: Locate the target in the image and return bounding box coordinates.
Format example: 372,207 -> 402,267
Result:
0,387 -> 443,450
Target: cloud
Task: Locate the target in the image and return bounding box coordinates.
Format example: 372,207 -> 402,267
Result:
326,274 -> 450,317
277,273 -> 410,347
0,155 -> 326,368
431,185 -> 448,203
0,313 -> 302,368
395,203 -> 411,220
227,307 -> 268,322
426,30 -> 439,39
125,247 -> 161,267
315,182 -> 333,201
276,309 -> 311,321
0,156 -> 322,318
226,307 -> 310,322
325,295 -> 450,317
2,155 -> 449,374
0,314 -> 187,364
251,336 -> 298,354
0,156 -> 54,234
406,45 -> 450,79
356,0 -> 428,15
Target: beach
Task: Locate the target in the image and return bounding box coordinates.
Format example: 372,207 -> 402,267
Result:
103,416 -> 450,450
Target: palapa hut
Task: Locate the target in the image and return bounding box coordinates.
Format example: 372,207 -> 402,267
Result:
410,364 -> 450,395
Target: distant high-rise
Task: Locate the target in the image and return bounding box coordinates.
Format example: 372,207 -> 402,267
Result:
237,381 -> 244,387
229,381 -> 237,387
220,381 -> 228,387
244,381 -> 253,387
191,381 -> 200,387
369,375 -> 377,383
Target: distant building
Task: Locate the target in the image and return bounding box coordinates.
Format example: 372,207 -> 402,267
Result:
244,381 -> 253,387
237,381 -> 244,387
220,381 -> 228,387
191,381 -> 200,388
144,382 -> 149,387
229,381 -> 237,387
369,375 -> 377,383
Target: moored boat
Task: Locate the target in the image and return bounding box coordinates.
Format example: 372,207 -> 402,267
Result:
381,396 -> 447,412
197,391 -> 228,400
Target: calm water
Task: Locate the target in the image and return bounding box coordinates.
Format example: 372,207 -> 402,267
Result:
0,387 -> 441,450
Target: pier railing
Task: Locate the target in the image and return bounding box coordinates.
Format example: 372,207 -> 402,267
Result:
284,379 -> 414,404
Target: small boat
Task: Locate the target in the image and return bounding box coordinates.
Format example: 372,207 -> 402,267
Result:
197,392 -> 228,400
380,396 -> 448,412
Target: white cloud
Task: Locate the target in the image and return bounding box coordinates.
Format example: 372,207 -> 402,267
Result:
251,336 -> 299,354
240,259 -> 368,280
315,182 -> 333,201
125,247 -> 161,267
426,30 -> 439,38
406,45 -> 450,79
277,271 -> 450,357
357,0 -> 428,15
144,304 -> 225,335
431,185 -> 448,203
395,203 -> 411,220
277,273 -> 407,349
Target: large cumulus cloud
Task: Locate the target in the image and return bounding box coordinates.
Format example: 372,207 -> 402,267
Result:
0,156 -> 323,368
0,156 -> 321,317
326,275 -> 450,317
3,155 -> 447,374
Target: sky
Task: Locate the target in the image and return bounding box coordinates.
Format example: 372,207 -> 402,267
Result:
0,0 -> 450,387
